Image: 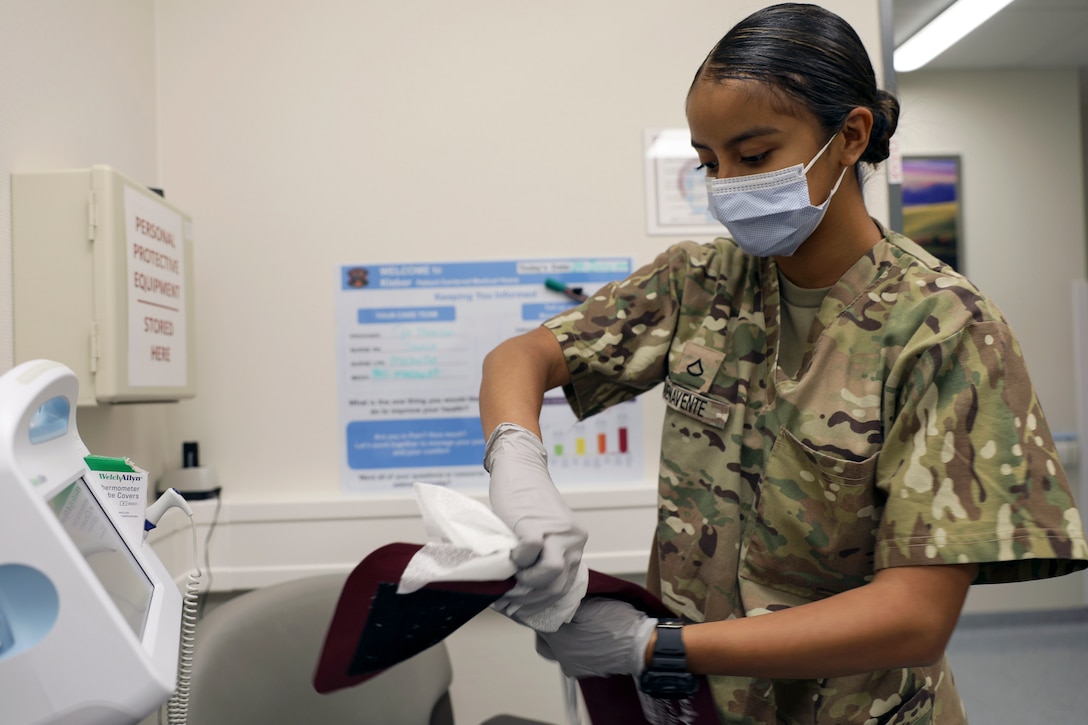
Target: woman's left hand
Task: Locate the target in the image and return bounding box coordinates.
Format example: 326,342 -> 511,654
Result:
535,598 -> 657,678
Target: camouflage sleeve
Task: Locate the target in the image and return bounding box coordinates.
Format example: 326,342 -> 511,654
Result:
542,242 -> 706,420
876,319 -> 1088,583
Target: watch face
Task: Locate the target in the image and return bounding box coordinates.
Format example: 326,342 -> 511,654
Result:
638,670 -> 699,699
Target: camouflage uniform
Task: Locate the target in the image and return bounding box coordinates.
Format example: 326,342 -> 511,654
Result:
543,228 -> 1088,724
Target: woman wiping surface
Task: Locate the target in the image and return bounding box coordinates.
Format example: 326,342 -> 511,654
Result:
479,4 -> 1088,722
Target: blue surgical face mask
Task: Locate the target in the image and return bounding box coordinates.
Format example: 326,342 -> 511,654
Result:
705,133 -> 848,257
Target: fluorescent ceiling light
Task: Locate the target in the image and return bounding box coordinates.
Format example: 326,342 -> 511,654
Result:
894,0 -> 1016,73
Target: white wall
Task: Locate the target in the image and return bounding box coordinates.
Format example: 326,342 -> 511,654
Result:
153,0 -> 882,500
897,68 -> 1088,612
0,0 -> 186,475
898,69 -> 1086,432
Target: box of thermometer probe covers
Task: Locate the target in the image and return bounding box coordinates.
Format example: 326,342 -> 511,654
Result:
84,455 -> 149,548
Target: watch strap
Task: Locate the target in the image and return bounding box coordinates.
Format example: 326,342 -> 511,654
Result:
638,617 -> 697,699
649,618 -> 688,671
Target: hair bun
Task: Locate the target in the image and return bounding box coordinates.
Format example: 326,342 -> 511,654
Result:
860,90 -> 900,164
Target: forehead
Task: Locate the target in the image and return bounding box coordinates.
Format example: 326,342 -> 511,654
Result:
686,78 -> 814,142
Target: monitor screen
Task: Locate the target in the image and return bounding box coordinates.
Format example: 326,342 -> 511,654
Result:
47,477 -> 154,638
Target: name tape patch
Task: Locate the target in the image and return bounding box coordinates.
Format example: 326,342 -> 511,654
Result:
662,380 -> 729,429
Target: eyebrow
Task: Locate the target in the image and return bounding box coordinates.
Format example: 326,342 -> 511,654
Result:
691,125 -> 781,151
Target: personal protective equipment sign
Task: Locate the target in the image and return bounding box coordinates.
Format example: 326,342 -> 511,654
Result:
125,186 -> 188,387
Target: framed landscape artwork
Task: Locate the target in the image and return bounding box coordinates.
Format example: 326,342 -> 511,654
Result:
901,155 -> 963,272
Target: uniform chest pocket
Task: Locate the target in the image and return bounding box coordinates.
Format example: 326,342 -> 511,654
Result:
740,428 -> 882,601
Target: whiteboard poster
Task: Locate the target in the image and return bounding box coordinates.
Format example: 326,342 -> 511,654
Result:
124,186 -> 188,387
335,258 -> 643,493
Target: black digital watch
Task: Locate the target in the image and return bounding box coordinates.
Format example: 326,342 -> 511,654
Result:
637,618 -> 698,699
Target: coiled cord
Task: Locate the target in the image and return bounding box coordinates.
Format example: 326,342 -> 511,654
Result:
166,517 -> 203,725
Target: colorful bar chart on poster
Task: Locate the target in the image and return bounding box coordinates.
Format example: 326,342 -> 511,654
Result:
539,397 -> 640,483
550,424 -> 630,457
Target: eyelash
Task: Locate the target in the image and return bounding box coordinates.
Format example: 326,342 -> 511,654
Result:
695,153 -> 770,173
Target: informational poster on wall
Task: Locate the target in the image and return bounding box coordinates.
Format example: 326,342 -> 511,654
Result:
335,258 -> 642,493
124,186 -> 188,388
643,128 -> 723,237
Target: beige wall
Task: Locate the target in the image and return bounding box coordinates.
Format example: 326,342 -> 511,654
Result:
898,69 -> 1086,433
2,2 -> 1087,722
152,0 -> 882,500
0,0 -> 185,475
1084,80 -> 1088,260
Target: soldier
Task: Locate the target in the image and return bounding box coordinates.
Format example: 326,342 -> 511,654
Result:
479,3 -> 1088,723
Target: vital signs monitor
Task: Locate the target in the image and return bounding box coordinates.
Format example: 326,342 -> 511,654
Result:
0,360 -> 183,724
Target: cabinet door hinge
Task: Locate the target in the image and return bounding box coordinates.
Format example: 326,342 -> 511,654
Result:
87,189 -> 97,242
89,322 -> 99,374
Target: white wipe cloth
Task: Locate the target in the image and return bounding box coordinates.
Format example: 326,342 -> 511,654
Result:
397,482 -> 588,632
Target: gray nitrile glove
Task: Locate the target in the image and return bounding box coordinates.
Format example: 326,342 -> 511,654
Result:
535,598 -> 657,678
485,422 -> 588,614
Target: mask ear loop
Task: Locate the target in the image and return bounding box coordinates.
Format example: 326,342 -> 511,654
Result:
804,131 -> 849,207
820,166 -> 849,204
802,131 -> 841,174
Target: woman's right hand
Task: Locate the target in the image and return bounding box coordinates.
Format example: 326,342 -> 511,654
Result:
485,422 -> 588,623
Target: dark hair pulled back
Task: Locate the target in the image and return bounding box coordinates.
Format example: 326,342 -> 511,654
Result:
693,3 -> 898,166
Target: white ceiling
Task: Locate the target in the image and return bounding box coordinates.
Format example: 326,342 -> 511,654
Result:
891,0 -> 1088,96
